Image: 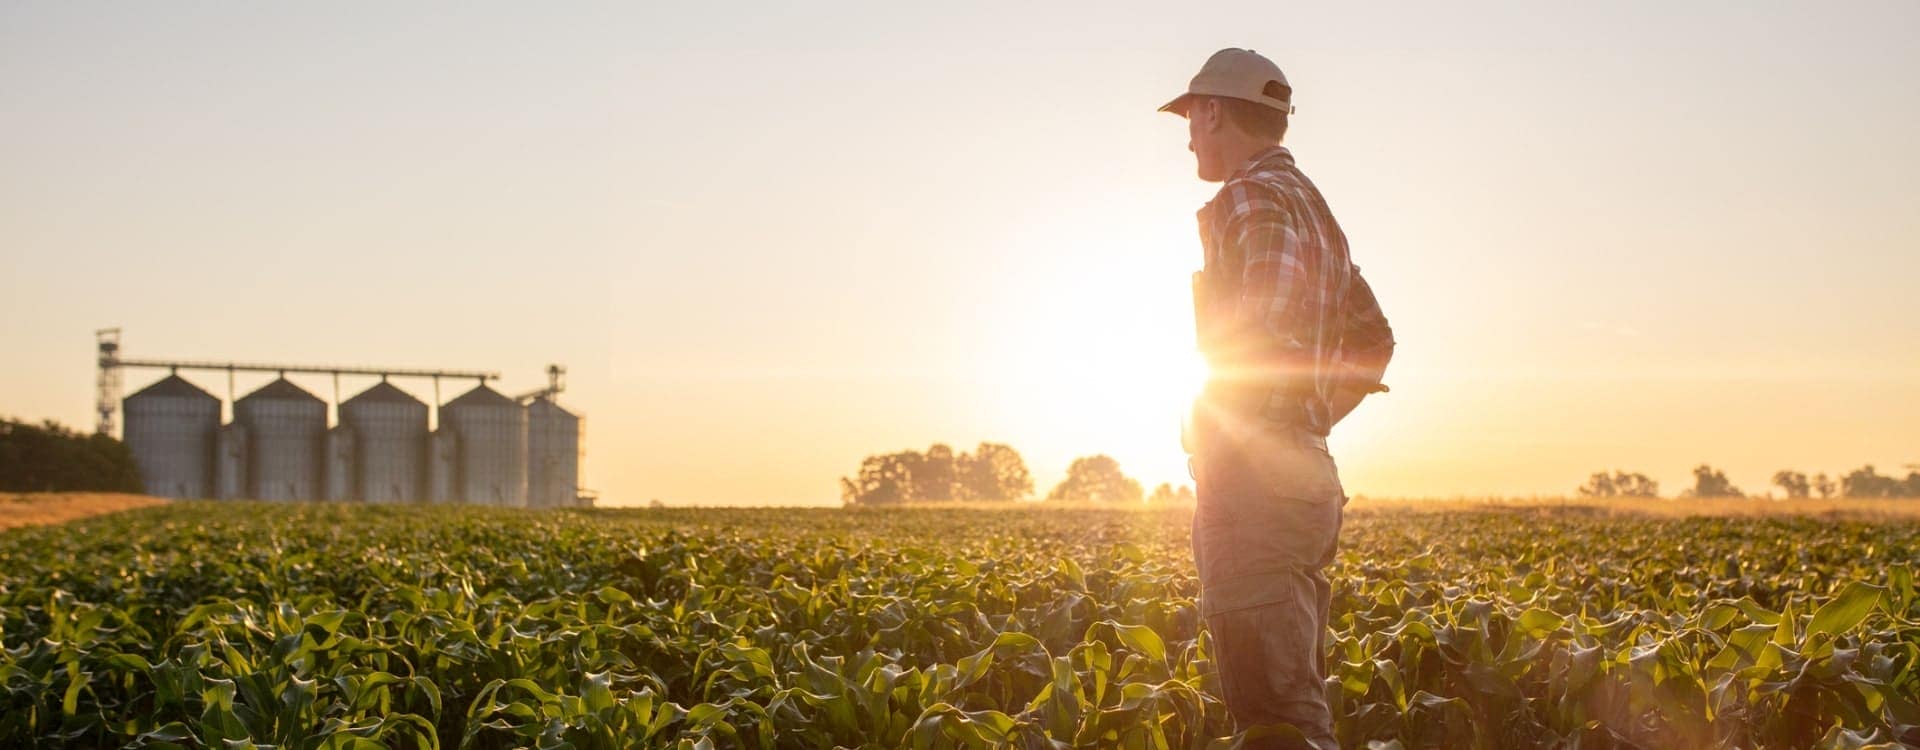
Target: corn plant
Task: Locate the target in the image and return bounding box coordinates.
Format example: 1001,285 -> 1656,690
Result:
0,503 -> 1914,748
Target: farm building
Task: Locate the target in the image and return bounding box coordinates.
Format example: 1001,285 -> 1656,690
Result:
102,334 -> 585,506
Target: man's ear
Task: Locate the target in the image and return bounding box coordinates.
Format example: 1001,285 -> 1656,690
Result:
1197,97 -> 1222,134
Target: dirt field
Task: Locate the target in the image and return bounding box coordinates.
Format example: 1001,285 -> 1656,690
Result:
0,492 -> 167,531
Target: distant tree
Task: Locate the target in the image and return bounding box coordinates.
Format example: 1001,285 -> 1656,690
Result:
912,444 -> 958,501
1812,473 -> 1836,499
1770,470 -> 1811,499
1047,455 -> 1143,503
1841,465 -> 1903,499
0,418 -> 143,493
843,441 -> 1033,504
1684,465 -> 1743,498
954,442 -> 1032,501
1146,483 -> 1197,505
1906,470 -> 1920,498
839,450 -> 922,505
1576,470 -> 1658,498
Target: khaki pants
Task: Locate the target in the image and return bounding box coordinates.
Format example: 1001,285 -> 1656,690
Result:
1192,424 -> 1344,750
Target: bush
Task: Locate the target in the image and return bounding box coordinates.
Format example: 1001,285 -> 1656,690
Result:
0,418 -> 143,493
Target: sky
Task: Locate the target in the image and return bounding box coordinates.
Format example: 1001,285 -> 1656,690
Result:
3,2 -> 1917,505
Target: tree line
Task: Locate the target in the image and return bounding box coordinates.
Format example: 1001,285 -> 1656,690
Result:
0,417 -> 143,493
839,443 -> 1195,505
1579,464 -> 1920,499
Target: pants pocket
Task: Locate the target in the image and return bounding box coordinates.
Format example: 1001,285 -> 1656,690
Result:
1254,441 -> 1342,506
1207,595 -> 1337,746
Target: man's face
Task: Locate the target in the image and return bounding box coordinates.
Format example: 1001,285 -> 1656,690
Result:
1185,98 -> 1227,183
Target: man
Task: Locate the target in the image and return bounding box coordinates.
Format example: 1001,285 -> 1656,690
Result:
1162,48 -> 1394,749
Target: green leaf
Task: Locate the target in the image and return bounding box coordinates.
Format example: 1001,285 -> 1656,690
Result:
1807,582 -> 1885,640
1516,607 -> 1564,637
583,671 -> 616,713
1109,622 -> 1168,664
62,662 -> 90,716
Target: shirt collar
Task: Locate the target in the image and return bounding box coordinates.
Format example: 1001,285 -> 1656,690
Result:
1201,146 -> 1295,221
1232,146 -> 1293,180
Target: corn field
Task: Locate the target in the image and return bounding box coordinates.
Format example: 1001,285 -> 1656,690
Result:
1,502 -> 1915,748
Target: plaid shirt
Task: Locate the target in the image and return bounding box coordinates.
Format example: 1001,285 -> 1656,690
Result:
1193,146 -> 1393,438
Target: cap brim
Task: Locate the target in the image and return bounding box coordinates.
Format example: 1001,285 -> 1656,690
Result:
1158,92 -> 1193,116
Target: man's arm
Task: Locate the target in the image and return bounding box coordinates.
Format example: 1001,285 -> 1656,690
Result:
1328,266 -> 1394,425
1212,181 -> 1313,414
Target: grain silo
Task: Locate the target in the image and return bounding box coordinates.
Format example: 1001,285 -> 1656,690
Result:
338,381 -> 428,503
234,378 -> 326,500
440,384 -> 527,506
122,374 -> 219,498
526,396 -> 580,507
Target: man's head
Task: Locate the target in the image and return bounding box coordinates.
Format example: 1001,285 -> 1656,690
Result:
1160,49 -> 1294,182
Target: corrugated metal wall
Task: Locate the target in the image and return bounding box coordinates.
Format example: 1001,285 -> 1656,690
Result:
428,429 -> 457,503
325,427 -> 355,501
216,423 -> 247,500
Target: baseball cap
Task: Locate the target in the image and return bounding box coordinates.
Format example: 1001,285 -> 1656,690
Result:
1159,48 -> 1294,116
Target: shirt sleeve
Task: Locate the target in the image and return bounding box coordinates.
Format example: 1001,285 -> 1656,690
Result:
1206,180 -> 1315,412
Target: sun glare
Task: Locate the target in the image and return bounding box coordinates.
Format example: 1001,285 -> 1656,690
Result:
975,223 -> 1210,492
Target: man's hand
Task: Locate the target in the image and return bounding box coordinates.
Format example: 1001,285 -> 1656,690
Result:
1327,381 -> 1386,426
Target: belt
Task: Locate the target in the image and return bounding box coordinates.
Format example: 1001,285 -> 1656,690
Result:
1189,423 -> 1327,480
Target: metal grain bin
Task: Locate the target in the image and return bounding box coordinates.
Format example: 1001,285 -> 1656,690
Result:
216,423 -> 247,500
339,381 -> 428,503
428,429 -> 456,503
325,427 -> 355,501
122,374 -> 219,498
234,378 -> 326,501
440,384 -> 527,506
525,396 -> 580,508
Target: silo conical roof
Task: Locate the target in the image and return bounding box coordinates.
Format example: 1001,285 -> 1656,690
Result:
344,380 -> 424,406
128,374 -> 219,402
444,384 -> 515,408
239,377 -> 323,403
527,394 -> 576,417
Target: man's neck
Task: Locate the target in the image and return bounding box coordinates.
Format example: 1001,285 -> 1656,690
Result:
1213,138 -> 1279,179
